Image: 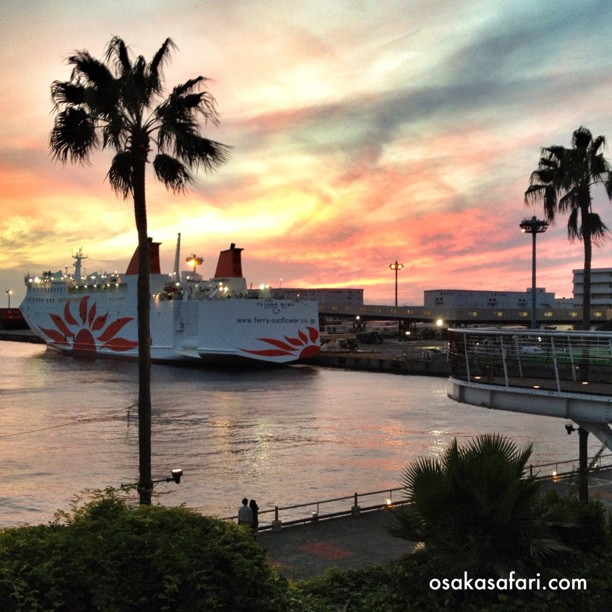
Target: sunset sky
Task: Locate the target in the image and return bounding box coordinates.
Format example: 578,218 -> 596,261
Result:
3,0 -> 612,306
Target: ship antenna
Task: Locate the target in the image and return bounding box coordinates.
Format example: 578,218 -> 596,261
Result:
173,233 -> 181,281
72,248 -> 88,281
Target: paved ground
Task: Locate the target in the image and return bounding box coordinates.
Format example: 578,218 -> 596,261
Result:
258,509 -> 414,581
259,469 -> 612,582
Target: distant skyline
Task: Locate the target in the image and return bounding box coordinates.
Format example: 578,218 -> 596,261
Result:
3,0 -> 612,306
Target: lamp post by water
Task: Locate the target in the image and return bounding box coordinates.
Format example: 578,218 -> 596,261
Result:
5,289 -> 12,309
520,216 -> 548,329
389,261 -> 404,307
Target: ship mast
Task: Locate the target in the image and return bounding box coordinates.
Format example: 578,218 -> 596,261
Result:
173,233 -> 181,281
72,248 -> 88,280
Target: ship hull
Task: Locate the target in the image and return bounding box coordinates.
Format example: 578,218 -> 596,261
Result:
20,278 -> 320,365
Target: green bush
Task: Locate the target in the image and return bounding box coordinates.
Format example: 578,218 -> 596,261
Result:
295,548 -> 612,612
544,491 -> 610,552
0,489 -> 291,611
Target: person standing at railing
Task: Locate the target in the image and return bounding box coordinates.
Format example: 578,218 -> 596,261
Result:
238,498 -> 252,526
250,499 -> 259,536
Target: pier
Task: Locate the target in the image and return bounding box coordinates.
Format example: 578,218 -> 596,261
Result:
310,342 -> 450,376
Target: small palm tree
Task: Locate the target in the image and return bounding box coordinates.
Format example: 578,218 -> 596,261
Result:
50,37 -> 231,504
389,434 -> 572,577
525,126 -> 612,331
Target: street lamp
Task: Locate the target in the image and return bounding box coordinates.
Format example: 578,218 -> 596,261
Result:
5,289 -> 12,309
389,261 -> 404,307
520,216 -> 548,329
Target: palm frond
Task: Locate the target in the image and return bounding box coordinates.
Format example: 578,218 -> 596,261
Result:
101,115 -> 127,151
106,151 -> 134,198
171,76 -> 207,97
148,38 -> 176,94
567,208 -> 581,242
591,134 -> 606,154
105,36 -> 132,76
572,126 -> 593,149
387,505 -> 426,542
121,55 -> 149,114
153,154 -> 192,192
585,212 -> 609,245
50,81 -> 86,107
67,51 -> 114,89
50,107 -> 97,163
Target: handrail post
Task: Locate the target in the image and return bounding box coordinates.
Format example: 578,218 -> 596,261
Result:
500,335 -> 509,386
550,337 -> 561,392
271,505 -> 282,531
463,333 -> 470,381
352,492 -> 361,516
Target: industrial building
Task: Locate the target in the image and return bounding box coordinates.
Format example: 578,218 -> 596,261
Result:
423,288 -> 556,310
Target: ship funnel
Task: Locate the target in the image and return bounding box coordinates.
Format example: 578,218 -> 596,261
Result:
126,238 -> 161,275
214,243 -> 244,278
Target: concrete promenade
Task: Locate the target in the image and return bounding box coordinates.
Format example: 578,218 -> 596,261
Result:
259,469 -> 612,581
258,508 -> 414,581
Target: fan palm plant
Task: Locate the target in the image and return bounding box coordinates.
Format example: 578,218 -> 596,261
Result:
389,434 -> 573,577
525,126 -> 612,331
50,37 -> 231,503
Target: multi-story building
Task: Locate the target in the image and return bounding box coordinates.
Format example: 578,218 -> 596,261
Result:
573,268 -> 612,308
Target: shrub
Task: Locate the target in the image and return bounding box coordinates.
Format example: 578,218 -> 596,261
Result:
0,489 -> 291,611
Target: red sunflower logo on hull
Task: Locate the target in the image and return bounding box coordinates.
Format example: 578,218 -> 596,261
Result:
241,326 -> 320,361
38,296 -> 138,355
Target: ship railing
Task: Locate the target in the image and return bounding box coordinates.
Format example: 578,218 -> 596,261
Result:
448,327 -> 612,396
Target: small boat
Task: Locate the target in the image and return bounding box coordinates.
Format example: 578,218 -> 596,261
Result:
20,236 -> 320,365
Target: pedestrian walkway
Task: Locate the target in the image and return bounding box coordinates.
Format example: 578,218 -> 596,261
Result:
258,508 -> 414,581
258,468 -> 612,582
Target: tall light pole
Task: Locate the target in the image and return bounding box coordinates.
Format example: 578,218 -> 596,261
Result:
520,216 -> 548,329
389,261 -> 404,307
5,289 -> 12,309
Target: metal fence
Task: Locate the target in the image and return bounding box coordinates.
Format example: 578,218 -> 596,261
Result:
222,487 -> 408,530
218,452 -> 612,530
448,327 -> 612,395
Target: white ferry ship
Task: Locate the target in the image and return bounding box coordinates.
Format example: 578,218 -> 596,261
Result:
20,237 -> 320,365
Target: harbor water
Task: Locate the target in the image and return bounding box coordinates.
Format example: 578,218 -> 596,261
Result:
0,340 -> 585,528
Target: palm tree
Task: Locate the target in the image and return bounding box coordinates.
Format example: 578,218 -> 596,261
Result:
525,126 -> 612,331
50,37 -> 231,504
389,434 -> 572,577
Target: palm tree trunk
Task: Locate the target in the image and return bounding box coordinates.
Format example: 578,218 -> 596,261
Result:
133,157 -> 153,505
581,213 -> 592,381
582,235 -> 592,332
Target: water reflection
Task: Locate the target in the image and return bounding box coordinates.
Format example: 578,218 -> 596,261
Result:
0,342 -> 581,527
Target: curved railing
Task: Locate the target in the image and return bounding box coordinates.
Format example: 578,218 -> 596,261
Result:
448,328 -> 612,396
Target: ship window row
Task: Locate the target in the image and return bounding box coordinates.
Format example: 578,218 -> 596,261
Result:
28,286 -> 65,293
